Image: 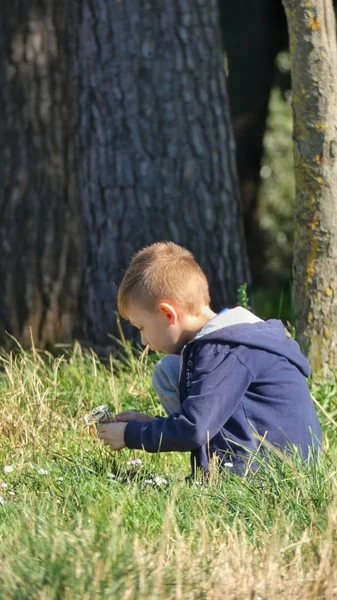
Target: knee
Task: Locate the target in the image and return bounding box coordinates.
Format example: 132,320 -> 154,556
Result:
152,355 -> 180,395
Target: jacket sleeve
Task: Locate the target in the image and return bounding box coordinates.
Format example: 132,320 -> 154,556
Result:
124,344 -> 254,453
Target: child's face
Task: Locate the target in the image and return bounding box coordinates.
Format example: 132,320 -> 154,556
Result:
126,301 -> 186,354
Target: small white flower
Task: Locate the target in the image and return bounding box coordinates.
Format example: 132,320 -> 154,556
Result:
154,476 -> 168,486
0,495 -> 4,505
107,473 -> 116,478
57,477 -> 64,482
224,462 -> 233,468
260,165 -> 271,179
38,469 -> 49,475
83,414 -> 94,426
3,466 -> 13,473
144,479 -> 154,484
127,458 -> 142,466
8,491 -> 15,496
83,404 -> 113,425
0,483 -> 8,489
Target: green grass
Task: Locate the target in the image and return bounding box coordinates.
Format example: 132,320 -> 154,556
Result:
1,347 -> 337,599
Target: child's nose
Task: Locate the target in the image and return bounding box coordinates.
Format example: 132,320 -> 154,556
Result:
140,332 -> 147,346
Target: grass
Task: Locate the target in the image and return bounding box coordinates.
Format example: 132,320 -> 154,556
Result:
0,346 -> 337,599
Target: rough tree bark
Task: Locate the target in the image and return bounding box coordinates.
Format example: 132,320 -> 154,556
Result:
0,1 -> 82,348
283,0 -> 337,374
69,0 -> 250,346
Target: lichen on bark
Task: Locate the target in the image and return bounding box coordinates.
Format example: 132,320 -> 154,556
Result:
283,0 -> 337,375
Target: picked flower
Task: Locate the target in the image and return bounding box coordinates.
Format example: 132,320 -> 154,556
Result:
83,404 -> 114,425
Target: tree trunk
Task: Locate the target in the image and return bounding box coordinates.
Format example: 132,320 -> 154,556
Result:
283,0 -> 337,374
69,0 -> 250,345
0,1 -> 82,348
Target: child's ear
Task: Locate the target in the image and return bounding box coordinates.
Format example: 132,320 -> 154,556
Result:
159,302 -> 177,325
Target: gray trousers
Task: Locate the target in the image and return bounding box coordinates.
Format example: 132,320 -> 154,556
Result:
152,355 -> 181,415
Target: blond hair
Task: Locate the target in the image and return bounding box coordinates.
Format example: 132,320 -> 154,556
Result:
118,242 -> 210,317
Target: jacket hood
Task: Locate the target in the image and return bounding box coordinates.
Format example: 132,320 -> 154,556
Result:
193,307 -> 310,377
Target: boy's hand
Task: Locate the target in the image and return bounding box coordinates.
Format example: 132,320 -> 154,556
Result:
114,410 -> 154,423
97,422 -> 127,450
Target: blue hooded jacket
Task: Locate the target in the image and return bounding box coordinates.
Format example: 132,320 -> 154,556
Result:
125,308 -> 322,474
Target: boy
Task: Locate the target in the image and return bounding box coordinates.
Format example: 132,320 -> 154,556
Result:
97,242 -> 322,476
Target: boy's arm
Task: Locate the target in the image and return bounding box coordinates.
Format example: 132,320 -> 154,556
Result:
114,411 -> 155,423
96,411 -> 156,449
124,346 -> 254,453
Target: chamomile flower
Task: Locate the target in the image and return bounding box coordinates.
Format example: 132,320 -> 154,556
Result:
3,466 -> 13,474
154,476 -> 168,486
127,458 -> 142,466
